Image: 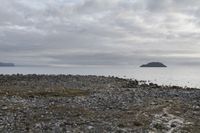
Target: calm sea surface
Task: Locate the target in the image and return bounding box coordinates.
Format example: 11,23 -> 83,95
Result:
0,66 -> 200,88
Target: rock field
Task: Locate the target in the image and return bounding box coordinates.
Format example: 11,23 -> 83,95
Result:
0,74 -> 199,133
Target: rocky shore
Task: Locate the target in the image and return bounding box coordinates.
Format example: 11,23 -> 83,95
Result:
0,74 -> 199,133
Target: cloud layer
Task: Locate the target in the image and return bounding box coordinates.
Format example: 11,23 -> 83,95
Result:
1,0 -> 200,66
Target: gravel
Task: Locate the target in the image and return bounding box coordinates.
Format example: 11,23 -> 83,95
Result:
0,74 -> 199,132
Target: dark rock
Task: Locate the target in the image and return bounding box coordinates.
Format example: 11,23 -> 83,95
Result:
171,123 -> 177,128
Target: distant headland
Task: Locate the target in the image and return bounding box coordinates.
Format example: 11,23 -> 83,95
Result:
140,62 -> 167,67
0,62 -> 15,67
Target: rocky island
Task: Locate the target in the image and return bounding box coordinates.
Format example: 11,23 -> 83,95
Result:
0,74 -> 199,132
0,62 -> 15,67
140,62 -> 167,67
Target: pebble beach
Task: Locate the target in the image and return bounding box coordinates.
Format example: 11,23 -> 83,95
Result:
0,74 -> 199,133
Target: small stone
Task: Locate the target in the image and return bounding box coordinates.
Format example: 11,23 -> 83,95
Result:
87,126 -> 94,130
171,123 -> 176,128
2,106 -> 8,110
163,113 -> 168,117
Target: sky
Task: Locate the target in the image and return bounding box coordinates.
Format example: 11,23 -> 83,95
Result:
1,0 -> 200,67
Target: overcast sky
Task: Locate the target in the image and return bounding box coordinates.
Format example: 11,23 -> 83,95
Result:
1,0 -> 200,67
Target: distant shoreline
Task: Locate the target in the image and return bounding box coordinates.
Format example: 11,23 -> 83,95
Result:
0,74 -> 198,90
0,62 -> 15,67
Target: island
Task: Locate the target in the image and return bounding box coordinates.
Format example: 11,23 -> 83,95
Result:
0,62 -> 15,67
140,62 -> 167,67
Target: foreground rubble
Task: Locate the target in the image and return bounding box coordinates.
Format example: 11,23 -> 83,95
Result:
0,74 -> 199,133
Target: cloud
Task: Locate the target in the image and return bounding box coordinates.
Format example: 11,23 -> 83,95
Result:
0,0 -> 200,66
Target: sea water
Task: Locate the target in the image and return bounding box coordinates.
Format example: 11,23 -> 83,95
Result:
0,66 -> 200,88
